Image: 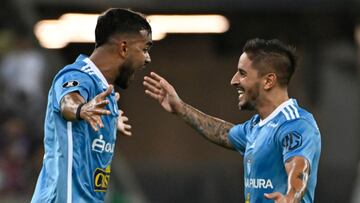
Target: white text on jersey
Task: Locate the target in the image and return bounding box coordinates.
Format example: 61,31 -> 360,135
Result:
92,135 -> 114,153
245,178 -> 274,189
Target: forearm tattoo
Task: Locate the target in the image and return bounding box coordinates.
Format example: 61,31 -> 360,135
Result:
179,102 -> 234,149
297,172 -> 305,181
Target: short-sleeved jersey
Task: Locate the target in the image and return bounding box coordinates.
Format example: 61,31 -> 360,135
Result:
31,55 -> 119,203
228,99 -> 321,203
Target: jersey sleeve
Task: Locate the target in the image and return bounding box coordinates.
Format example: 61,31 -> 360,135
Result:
52,70 -> 95,111
228,119 -> 252,155
276,119 -> 321,168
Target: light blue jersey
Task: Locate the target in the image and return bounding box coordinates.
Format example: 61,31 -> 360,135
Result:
32,55 -> 119,203
228,99 -> 321,203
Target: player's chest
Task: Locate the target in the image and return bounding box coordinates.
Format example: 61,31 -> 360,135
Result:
243,126 -> 280,165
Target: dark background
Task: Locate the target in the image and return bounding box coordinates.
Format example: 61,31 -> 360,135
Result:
0,0 -> 359,202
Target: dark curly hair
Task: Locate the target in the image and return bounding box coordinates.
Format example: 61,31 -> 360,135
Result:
95,8 -> 152,48
243,38 -> 297,87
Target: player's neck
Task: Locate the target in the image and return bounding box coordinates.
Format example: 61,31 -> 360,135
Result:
257,90 -> 289,120
89,47 -> 123,84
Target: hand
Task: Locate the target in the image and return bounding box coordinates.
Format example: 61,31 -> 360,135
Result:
80,85 -> 113,131
117,110 -> 132,136
143,72 -> 182,114
264,192 -> 292,203
114,92 -> 132,136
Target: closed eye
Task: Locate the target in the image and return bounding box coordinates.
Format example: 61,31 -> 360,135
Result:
239,69 -> 246,77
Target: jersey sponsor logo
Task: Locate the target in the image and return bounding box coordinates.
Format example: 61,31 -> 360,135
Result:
281,131 -> 302,151
92,135 -> 115,153
245,178 -> 274,189
62,80 -> 79,88
245,192 -> 250,203
93,166 -> 111,192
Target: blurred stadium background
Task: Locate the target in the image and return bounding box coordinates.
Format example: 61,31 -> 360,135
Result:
0,0 -> 359,202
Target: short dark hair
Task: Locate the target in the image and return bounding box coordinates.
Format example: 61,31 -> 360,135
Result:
243,38 -> 297,87
95,8 -> 152,48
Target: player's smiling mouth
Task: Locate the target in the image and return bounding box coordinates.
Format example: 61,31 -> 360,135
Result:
237,87 -> 245,99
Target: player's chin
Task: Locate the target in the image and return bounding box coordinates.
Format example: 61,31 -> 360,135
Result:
237,102 -> 243,110
237,100 -> 250,111
237,99 -> 244,109
116,80 -> 129,89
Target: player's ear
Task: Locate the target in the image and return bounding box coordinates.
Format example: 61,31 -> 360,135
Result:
263,73 -> 276,90
117,40 -> 128,58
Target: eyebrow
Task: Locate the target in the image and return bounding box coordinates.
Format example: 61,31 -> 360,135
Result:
238,67 -> 246,72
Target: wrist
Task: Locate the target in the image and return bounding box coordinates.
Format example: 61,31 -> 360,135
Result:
174,100 -> 186,115
76,103 -> 85,120
286,189 -> 302,203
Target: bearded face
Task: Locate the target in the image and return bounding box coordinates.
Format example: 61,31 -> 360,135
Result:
115,62 -> 135,89
115,30 -> 152,89
231,53 -> 263,111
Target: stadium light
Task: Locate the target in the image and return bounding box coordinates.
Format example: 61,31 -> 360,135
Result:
34,13 -> 229,49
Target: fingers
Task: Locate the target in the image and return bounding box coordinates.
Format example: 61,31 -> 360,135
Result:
122,116 -> 129,122
85,100 -> 111,115
88,115 -> 104,131
121,124 -> 132,136
145,89 -> 163,101
149,72 -> 165,82
264,192 -> 282,200
117,110 -> 132,136
115,92 -> 120,102
90,109 -> 111,115
145,73 -> 174,95
97,85 -> 113,99
83,86 -> 120,132
94,99 -> 110,108
159,80 -> 173,93
144,75 -> 162,89
143,80 -> 161,94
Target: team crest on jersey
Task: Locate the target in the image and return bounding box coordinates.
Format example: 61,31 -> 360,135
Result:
62,80 -> 79,88
282,131 -> 302,151
93,166 -> 111,192
246,158 -> 252,176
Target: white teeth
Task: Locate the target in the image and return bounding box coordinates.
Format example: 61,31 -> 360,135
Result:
238,90 -> 244,94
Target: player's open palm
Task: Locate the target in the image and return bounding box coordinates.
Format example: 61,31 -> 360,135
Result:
143,72 -> 182,113
264,192 -> 295,203
114,92 -> 132,136
81,85 -> 113,131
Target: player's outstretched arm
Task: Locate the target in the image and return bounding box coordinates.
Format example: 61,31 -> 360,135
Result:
264,156 -> 310,203
143,72 -> 235,149
61,85 -> 113,131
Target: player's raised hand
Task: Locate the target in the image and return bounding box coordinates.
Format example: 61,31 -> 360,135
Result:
143,72 -> 182,114
264,192 -> 291,203
80,85 -> 113,131
117,109 -> 132,136
114,92 -> 132,136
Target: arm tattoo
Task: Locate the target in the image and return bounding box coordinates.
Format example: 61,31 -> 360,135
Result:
297,172 -> 304,181
285,158 -> 310,203
179,102 -> 235,149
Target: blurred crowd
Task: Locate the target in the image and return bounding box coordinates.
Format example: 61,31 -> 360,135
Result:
0,29 -> 48,196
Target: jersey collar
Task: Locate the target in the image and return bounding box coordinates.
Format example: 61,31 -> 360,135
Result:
258,98 -> 296,127
83,57 -> 109,88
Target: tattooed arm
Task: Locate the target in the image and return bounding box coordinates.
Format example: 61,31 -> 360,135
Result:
143,72 -> 235,149
178,101 -> 234,149
264,156 -> 310,203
